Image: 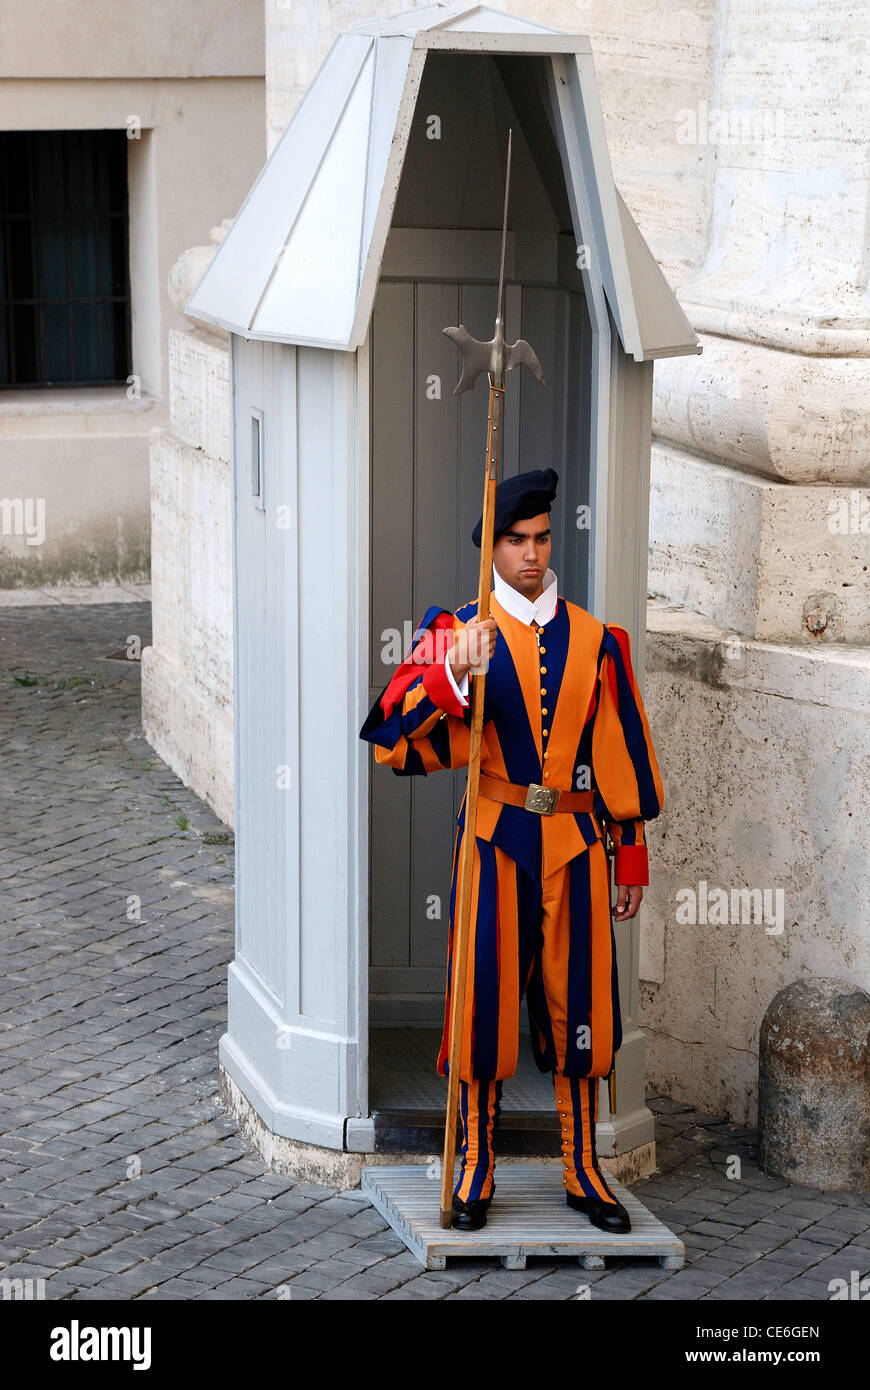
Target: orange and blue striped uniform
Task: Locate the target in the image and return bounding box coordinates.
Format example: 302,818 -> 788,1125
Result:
454,1075 -> 617,1204
360,588 -> 664,1202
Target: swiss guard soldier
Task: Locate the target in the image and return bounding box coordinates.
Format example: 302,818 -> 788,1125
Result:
360,467 -> 664,1234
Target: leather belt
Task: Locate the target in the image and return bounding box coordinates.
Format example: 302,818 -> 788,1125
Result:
478,773 -> 596,817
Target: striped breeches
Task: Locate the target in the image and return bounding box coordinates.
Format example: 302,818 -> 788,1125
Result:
453,1073 -> 619,1204
442,825 -> 622,1205
437,827 -> 622,1081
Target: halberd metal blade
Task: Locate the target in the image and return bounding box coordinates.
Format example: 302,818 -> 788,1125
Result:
442,128 -> 547,395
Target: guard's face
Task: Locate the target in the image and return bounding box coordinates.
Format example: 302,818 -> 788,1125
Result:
492,512 -> 552,599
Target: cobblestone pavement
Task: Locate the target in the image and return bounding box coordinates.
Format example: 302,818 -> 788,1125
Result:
1,601 -> 868,1302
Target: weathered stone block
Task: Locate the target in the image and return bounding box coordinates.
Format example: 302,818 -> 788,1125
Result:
758,978 -> 870,1191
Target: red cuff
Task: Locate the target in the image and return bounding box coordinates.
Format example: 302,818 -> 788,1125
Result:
422,657 -> 466,718
613,844 -> 649,886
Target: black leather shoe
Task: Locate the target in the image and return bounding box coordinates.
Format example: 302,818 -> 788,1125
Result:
451,1185 -> 495,1231
566,1190 -> 631,1233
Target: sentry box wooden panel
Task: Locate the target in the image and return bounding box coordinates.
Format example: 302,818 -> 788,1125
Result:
187,3 -> 700,1158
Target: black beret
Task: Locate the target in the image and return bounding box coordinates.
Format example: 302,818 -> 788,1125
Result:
471,467 -> 559,548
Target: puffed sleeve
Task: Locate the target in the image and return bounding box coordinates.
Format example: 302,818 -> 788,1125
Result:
591,622 -> 665,885
359,606 -> 476,776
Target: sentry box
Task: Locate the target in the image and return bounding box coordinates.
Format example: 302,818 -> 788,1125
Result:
186,2 -> 700,1174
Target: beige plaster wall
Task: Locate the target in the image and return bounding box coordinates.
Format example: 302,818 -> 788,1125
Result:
0,0 -> 264,77
0,52 -> 265,584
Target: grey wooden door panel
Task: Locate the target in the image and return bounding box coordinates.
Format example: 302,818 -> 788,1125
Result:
516,285 -> 566,492
369,732 -> 413,969
370,281 -> 414,678
370,281 -> 415,970
558,290 -> 592,604
368,267 -> 592,1017
370,967 -> 445,994
410,281 -> 462,970
516,284 -> 573,595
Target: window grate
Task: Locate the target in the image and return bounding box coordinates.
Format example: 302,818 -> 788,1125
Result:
0,130 -> 132,388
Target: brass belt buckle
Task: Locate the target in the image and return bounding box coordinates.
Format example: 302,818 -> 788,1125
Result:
525,782 -> 559,815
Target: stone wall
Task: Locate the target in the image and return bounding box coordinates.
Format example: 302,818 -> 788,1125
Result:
640,0 -> 869,1119
141,236 -> 234,826
642,605 -> 870,1124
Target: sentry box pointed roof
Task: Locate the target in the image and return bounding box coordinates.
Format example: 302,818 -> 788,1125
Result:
186,2 -> 700,363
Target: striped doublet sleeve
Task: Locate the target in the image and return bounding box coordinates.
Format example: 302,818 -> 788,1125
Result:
359,608 -> 475,777
591,623 -> 665,886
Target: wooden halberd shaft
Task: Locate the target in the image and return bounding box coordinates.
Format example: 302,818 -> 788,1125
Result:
439,380 -> 503,1227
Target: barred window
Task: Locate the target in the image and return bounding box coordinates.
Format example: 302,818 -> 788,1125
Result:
0,130 -> 132,388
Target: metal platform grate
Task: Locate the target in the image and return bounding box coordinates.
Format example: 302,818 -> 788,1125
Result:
370,1026 -> 554,1112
